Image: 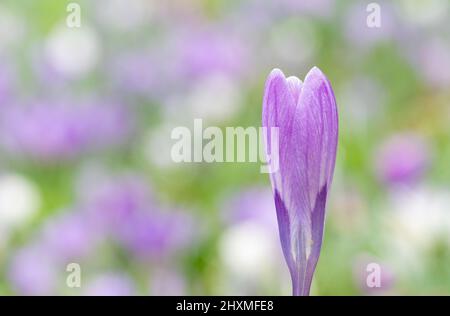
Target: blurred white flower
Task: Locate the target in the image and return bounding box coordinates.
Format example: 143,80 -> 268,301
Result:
95,0 -> 154,31
0,173 -> 41,229
329,184 -> 369,234
397,0 -> 449,27
0,228 -> 7,254
218,219 -> 290,295
185,74 -> 242,123
143,125 -> 177,168
217,188 -> 292,295
384,186 -> 450,270
161,73 -> 242,126
0,6 -> 25,53
219,221 -> 277,280
268,18 -> 317,71
338,77 -> 386,133
45,24 -> 100,79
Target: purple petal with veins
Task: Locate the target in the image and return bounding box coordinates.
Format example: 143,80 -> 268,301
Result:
262,67 -> 338,295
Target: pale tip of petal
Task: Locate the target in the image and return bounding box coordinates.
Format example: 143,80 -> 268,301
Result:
269,68 -> 286,79
304,66 -> 326,82
286,76 -> 303,101
286,76 -> 302,86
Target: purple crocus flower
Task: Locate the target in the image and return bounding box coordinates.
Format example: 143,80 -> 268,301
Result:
262,67 -> 338,296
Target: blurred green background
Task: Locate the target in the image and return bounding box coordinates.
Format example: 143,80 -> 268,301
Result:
0,0 -> 449,295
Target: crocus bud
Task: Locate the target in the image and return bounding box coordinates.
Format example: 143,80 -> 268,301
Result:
262,67 -> 338,296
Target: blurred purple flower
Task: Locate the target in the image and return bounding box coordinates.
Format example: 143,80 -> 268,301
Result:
118,208 -> 197,261
353,255 -> 395,295
31,49 -> 68,87
0,61 -> 14,104
222,187 -> 277,231
111,51 -> 178,100
344,2 -> 398,48
233,0 -> 335,24
416,38 -> 450,88
262,67 -> 338,296
80,174 -> 151,231
9,245 -> 57,295
150,269 -> 186,296
0,100 -> 132,162
108,26 -> 247,101
78,173 -> 198,260
280,0 -> 335,17
113,53 -> 158,95
226,1 -> 277,40
84,273 -> 135,296
375,133 -> 431,186
175,28 -> 248,80
41,212 -> 98,262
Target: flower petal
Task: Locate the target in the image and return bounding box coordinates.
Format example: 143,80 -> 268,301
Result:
262,68 -> 303,197
262,66 -> 338,296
